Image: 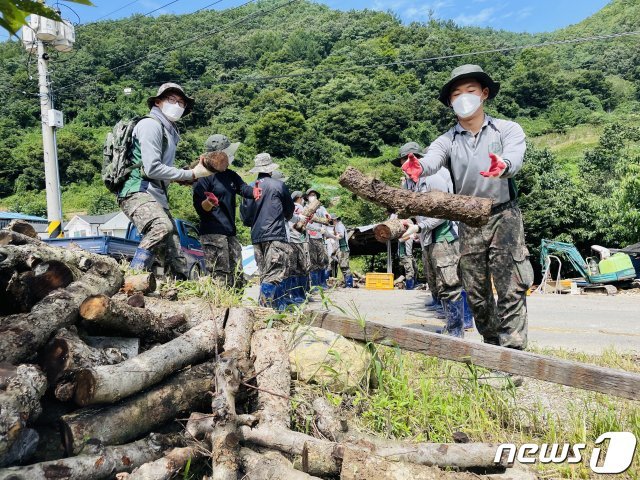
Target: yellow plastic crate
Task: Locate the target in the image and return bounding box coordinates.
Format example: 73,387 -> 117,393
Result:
365,273 -> 394,290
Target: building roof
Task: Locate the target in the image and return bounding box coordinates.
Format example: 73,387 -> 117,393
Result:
76,213 -> 119,225
0,212 -> 47,222
100,211 -> 130,231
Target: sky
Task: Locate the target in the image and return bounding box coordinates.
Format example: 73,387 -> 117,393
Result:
30,0 -> 610,33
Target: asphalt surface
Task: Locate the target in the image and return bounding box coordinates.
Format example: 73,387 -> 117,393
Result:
245,286 -> 640,354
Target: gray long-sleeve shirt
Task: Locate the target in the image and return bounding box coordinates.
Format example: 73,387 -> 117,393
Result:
418,115 -> 526,204
128,107 -> 193,208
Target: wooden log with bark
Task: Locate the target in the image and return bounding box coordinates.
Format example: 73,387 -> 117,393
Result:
0,230 -> 42,246
129,295 -> 228,330
294,198 -> 322,231
308,311 -> 640,401
0,433 -> 181,480
73,319 -> 220,406
4,220 -> 38,239
239,447 -> 322,480
0,244 -> 96,273
79,294 -> 186,343
339,166 -> 493,227
115,446 -> 200,480
122,273 -> 157,296
312,397 -> 347,442
39,327 -> 131,401
5,261 -> 79,314
0,364 -> 48,467
60,362 -> 215,455
373,219 -> 410,243
0,257 -> 123,364
250,329 -> 291,430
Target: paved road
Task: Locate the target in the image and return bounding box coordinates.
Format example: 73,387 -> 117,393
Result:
245,286 -> 640,354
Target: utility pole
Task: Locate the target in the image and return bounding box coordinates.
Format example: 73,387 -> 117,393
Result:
37,39 -> 63,237
23,5 -> 75,237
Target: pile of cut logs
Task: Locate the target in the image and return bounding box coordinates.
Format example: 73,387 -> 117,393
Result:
0,221 -> 530,480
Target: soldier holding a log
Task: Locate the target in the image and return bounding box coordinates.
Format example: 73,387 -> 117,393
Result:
118,83 -> 216,278
402,64 -> 534,350
285,191 -> 312,303
305,188 -> 331,290
193,134 -> 256,288
395,144 -> 465,337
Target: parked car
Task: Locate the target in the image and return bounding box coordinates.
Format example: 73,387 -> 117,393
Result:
44,219 -> 206,279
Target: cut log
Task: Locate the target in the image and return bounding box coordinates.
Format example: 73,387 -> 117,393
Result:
61,362 -> 214,455
251,329 -> 291,430
312,397 -> 347,442
0,244 -> 96,273
239,447 -> 322,480
0,433 -> 181,480
0,364 -> 47,467
340,447 -> 480,480
209,356 -> 242,480
4,220 -> 38,239
201,151 -> 229,173
5,261 -> 79,314
308,311 -> 640,401
373,219 -> 410,243
124,295 -> 228,331
79,294 -> 186,343
339,166 -> 493,227
0,257 -> 123,364
73,319 -> 220,406
294,199 -> 322,231
127,293 -> 146,308
39,327 -> 129,391
223,307 -> 255,358
0,230 -> 42,246
123,273 -> 157,296
116,446 -> 199,480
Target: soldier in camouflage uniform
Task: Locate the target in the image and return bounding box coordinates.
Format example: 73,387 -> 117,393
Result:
305,188 -> 330,289
119,83 -> 215,279
248,153 -> 295,310
398,233 -> 417,290
286,191 -> 312,303
332,214 -> 353,287
402,64 -> 534,350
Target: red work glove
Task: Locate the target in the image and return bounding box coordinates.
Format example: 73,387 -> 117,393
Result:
253,184 -> 262,201
401,153 -> 422,182
204,192 -> 219,207
480,153 -> 507,178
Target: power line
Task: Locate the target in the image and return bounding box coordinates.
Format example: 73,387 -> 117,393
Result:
142,0 -> 181,17
192,0 -> 226,15
54,0 -> 299,94
93,0 -> 142,22
220,30 -> 640,85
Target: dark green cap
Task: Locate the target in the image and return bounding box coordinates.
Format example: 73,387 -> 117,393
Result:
205,134 -> 241,165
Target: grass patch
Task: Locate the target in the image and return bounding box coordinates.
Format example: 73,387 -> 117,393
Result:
160,275 -> 245,308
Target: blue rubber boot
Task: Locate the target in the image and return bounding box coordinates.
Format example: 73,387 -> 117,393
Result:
435,300 -> 446,320
442,299 -> 464,338
310,270 -> 322,291
130,247 -> 154,271
425,295 -> 440,310
259,283 -> 277,309
344,274 -> 354,288
461,290 -> 475,330
289,277 -> 305,304
321,269 -> 330,289
274,282 -> 293,311
405,278 -> 415,290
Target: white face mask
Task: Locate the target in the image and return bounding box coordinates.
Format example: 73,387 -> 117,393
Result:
451,93 -> 483,119
308,195 -> 317,202
161,102 -> 185,122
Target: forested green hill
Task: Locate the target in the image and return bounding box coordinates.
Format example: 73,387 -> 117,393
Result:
0,0 -> 638,259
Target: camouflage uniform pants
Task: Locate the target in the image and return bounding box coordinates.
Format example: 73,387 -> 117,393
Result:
308,238 -> 329,271
459,205 -> 534,350
119,192 -> 188,278
200,234 -> 244,288
253,241 -> 291,284
427,240 -> 463,302
289,242 -> 311,277
399,255 -> 415,281
337,249 -> 351,277
422,247 -> 438,296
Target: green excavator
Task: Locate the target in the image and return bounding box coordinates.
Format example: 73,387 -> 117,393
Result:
539,240 -> 636,294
